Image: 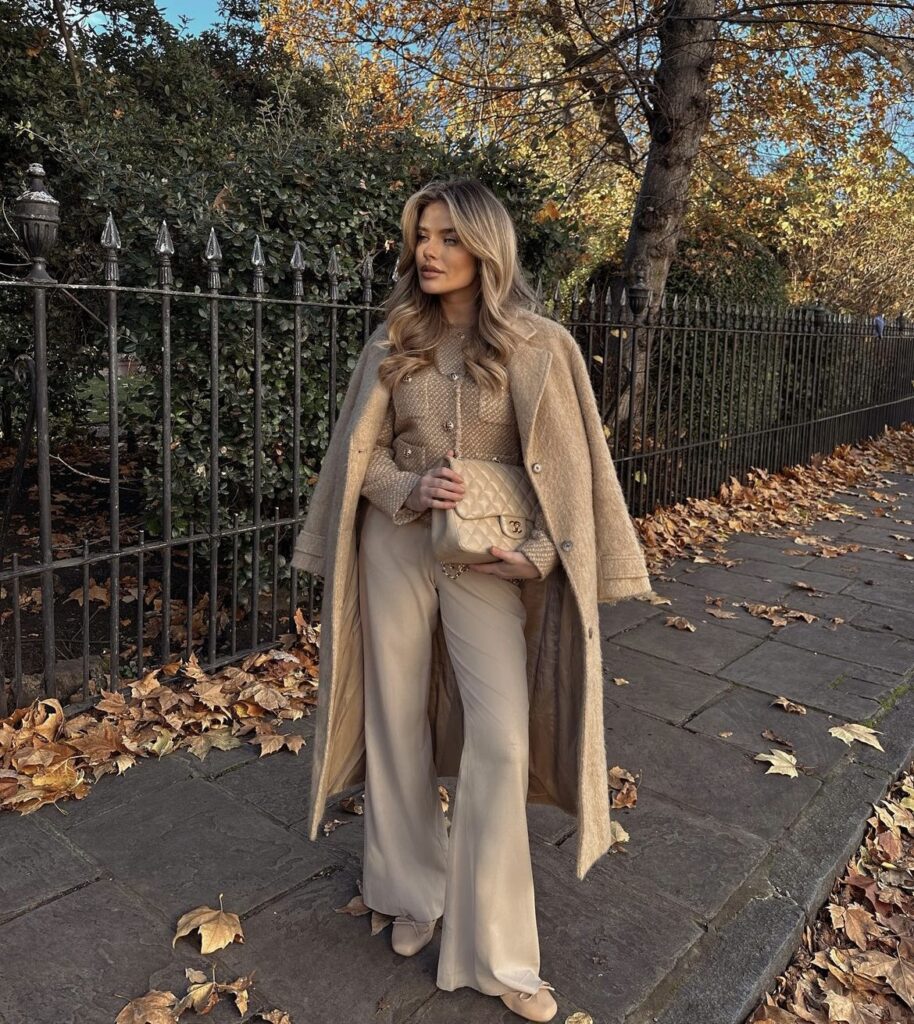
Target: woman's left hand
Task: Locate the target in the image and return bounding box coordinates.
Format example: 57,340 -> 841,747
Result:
468,546 -> 540,580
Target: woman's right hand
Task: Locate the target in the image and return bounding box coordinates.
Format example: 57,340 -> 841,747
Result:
405,448 -> 465,511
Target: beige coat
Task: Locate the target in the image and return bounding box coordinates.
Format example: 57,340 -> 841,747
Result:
291,310 -> 652,880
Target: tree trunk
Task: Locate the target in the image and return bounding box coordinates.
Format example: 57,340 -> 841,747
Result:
622,0 -> 719,305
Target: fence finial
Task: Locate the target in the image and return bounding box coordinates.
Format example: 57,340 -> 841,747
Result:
251,235 -> 265,295
327,246 -> 340,302
206,228 -> 222,291
291,241 -> 305,300
156,221 -> 174,288
101,211 -> 121,284
13,162 -> 60,284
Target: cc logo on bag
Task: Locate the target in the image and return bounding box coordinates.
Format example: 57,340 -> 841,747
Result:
507,519 -> 522,535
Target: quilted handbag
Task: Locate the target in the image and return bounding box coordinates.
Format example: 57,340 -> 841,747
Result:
430,454 -> 541,564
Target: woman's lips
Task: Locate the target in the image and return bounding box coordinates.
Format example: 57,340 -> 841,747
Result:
421,269 -> 444,276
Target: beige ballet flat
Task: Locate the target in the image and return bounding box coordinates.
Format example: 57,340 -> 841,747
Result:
499,981 -> 557,1022
391,915 -> 437,956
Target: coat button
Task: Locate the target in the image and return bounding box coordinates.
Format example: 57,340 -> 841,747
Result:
531,462 -> 542,473
405,447 -> 413,456
445,419 -> 455,430
560,539 -> 573,551
449,371 -> 459,381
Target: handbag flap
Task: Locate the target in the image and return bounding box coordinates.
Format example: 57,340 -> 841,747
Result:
448,458 -> 537,520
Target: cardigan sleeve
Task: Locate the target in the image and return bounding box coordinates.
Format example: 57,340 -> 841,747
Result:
359,398 -> 427,524
515,505 -> 559,579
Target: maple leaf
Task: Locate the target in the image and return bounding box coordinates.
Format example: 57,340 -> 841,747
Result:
754,748 -> 800,778
173,896 -> 244,954
828,724 -> 884,751
114,990 -> 179,1024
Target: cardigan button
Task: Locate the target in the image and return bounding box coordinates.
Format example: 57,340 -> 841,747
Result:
445,419 -> 455,430
560,539 -> 573,551
449,371 -> 459,381
405,447 -> 413,456
531,462 -> 542,473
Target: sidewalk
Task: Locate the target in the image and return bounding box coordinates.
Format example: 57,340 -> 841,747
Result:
2,473 -> 914,1024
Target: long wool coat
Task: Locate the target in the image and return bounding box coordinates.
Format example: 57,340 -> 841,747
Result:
291,310 -> 653,881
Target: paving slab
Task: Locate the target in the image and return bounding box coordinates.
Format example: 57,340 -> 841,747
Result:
528,841 -> 703,1023
214,859 -> 441,1024
724,557 -> 855,594
604,701 -> 822,841
642,578 -> 776,639
674,564 -> 796,603
561,787 -> 768,920
685,684 -> 853,777
612,616 -> 763,675
0,879 -> 218,1024
600,640 -> 731,725
211,745 -> 313,826
841,572 -> 913,612
715,536 -> 819,567
717,640 -> 897,718
0,814 -> 100,924
31,748 -> 196,833
772,617 -> 914,674
62,775 -> 333,921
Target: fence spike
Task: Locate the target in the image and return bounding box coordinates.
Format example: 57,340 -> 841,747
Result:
327,246 -> 340,282
290,241 -> 304,299
290,240 -> 305,272
252,235 -> 265,295
155,220 -> 174,256
101,210 -> 121,251
251,235 -> 265,268
588,282 -> 596,306
205,227 -> 222,263
156,220 -> 174,288
101,211 -> 121,284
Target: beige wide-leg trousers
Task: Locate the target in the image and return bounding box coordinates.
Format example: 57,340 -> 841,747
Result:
357,500 -> 545,997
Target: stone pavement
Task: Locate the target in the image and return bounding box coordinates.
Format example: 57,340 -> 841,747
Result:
2,473 -> 914,1024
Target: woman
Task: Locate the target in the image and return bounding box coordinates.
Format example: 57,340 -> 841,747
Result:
291,178 -> 652,1022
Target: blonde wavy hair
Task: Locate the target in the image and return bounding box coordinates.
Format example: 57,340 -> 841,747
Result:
375,178 -> 546,393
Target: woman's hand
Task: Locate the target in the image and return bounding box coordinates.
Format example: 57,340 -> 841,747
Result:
469,546 -> 540,580
405,448 -> 465,512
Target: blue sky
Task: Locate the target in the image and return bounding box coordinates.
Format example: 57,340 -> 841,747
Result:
159,0 -> 223,33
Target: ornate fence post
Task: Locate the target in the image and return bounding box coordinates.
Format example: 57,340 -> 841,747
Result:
12,163 -> 60,702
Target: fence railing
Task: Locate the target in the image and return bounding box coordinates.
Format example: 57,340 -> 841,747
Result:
1,162 -> 912,714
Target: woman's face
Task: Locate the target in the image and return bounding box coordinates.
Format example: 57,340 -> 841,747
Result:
415,200 -> 479,299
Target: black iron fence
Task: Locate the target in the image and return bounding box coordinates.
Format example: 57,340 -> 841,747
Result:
2,162 -> 913,714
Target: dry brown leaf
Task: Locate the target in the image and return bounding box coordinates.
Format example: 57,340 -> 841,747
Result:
772,696 -> 808,715
114,990 -> 180,1024
172,898 -> 244,954
665,614 -> 697,631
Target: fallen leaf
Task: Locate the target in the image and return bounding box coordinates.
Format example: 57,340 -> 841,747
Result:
754,748 -> 800,778
173,898 -> 244,954
828,724 -> 884,751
